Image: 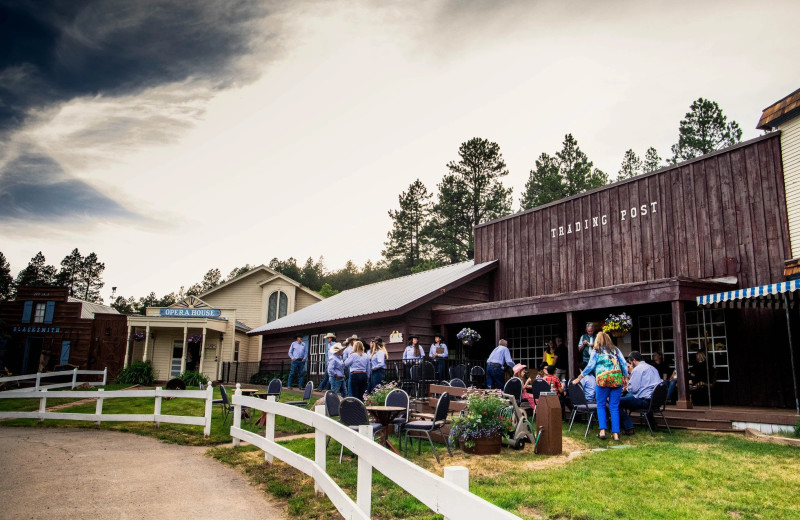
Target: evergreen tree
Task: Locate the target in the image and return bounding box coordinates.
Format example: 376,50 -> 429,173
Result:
110,295 -> 137,314
268,257 -> 302,282
618,149 -> 643,180
14,252 -> 57,288
558,134 -> 608,195
670,97 -> 742,163
55,248 -> 84,296
226,264 -> 254,281
520,153 -> 563,209
299,257 -> 324,290
79,252 -> 105,302
429,138 -> 513,261
383,179 -> 432,270
187,268 -> 221,295
318,283 -> 339,298
0,252 -> 13,300
643,147 -> 662,173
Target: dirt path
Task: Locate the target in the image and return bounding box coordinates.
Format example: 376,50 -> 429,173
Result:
0,427 -> 287,520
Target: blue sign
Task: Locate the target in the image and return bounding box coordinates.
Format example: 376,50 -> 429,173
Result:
160,308 -> 221,318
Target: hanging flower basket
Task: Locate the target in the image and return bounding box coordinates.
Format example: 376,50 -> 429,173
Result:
456,328 -> 481,346
131,331 -> 145,342
602,313 -> 633,337
188,334 -> 203,344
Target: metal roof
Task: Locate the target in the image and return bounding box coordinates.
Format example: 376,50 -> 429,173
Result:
248,260 -> 497,335
67,297 -> 120,319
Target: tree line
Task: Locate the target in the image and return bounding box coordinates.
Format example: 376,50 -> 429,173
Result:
0,249 -> 105,303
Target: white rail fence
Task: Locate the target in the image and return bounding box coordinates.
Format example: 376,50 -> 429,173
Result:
0,367 -> 108,392
0,386 -> 214,437
229,384 -> 521,520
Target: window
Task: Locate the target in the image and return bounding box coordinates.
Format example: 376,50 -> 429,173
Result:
170,340 -> 183,378
685,309 -> 729,382
638,314 -> 675,368
234,341 -> 240,362
506,324 -> 560,367
33,303 -> 46,323
267,291 -> 289,322
309,334 -> 328,375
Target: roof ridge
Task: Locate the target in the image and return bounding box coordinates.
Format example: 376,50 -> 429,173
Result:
331,261 -> 475,296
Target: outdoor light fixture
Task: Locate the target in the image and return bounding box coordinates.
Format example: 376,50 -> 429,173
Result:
219,333 -> 224,341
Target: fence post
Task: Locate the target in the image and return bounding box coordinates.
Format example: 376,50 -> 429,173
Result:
356,424 -> 372,517
314,404 -> 327,495
95,389 -> 104,425
232,383 -> 242,447
154,387 -> 162,427
234,363 -> 239,383
35,372 -> 41,391
203,383 -> 213,437
39,389 -> 47,422
264,396 -> 275,464
443,466 -> 470,520
72,367 -> 78,389
102,367 -> 108,386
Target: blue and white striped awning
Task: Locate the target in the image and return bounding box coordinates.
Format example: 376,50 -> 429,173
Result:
697,279 -> 800,309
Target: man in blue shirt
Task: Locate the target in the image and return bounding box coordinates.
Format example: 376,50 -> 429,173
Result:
327,343 -> 346,397
287,335 -> 307,389
317,333 -> 336,391
619,351 -> 662,435
486,339 -> 514,389
581,373 -> 597,403
429,335 -> 448,380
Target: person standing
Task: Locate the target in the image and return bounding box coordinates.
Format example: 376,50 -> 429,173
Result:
651,351 -> 670,381
343,335 -> 357,396
327,343 -> 346,397
578,323 -> 596,369
287,334 -> 307,389
429,335 -> 448,380
402,335 -> 424,379
345,340 -> 371,399
543,340 -> 556,366
619,351 -> 662,435
317,333 -> 337,391
486,339 -> 514,389
553,336 -> 569,381
572,331 -> 628,441
369,337 -> 388,392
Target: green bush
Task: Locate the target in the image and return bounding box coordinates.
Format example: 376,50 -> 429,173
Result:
249,371 -> 287,386
794,418 -> 800,438
180,370 -> 209,387
116,361 -> 155,386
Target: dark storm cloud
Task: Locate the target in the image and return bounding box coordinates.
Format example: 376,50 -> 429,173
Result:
0,0 -> 276,222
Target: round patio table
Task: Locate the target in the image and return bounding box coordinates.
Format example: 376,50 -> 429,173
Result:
366,405 -> 406,455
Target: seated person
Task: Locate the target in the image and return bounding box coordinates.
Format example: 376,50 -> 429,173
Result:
513,364 -> 536,409
619,351 -> 661,435
540,363 -> 563,394
652,351 -> 670,381
580,373 -> 597,403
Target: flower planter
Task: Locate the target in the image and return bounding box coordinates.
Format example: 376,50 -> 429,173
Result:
610,330 -> 629,339
461,433 -> 502,455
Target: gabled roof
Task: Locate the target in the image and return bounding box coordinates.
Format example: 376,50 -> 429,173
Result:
757,87 -> 800,129
248,260 -> 497,336
67,297 -> 120,319
199,265 -> 323,301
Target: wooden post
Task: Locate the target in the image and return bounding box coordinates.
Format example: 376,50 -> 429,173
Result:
203,383 -> 213,437
233,383 -> 242,448
35,372 -> 41,391
671,300 -> 692,409
102,367 -> 108,387
199,326 -> 207,377
39,388 -> 47,422
154,387 -> 162,427
264,396 -> 275,464
143,324 -> 150,362
124,324 -> 132,368
314,404 -> 327,495
356,424 -> 372,517
443,466 -> 469,520
71,367 -> 78,389
566,311 -> 576,379
494,319 -> 504,347
95,389 -> 104,425
180,325 -> 188,375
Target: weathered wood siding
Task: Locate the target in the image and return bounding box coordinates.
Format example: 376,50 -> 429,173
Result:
475,134 -> 790,300
778,116 -> 800,257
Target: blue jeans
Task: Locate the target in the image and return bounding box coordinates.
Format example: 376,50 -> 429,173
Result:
434,358 -> 446,380
667,380 -> 677,402
318,371 -> 331,391
595,385 -> 622,433
487,365 -> 505,389
619,394 -> 650,431
331,376 -> 345,396
288,359 -> 305,388
369,368 -> 385,393
349,372 -> 368,400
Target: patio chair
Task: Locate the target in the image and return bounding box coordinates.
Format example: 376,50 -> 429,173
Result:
324,390 -> 342,448
630,381 -> 672,435
503,377 -> 523,405
439,380 -> 451,386
285,381 -> 313,408
449,364 -> 467,382
420,361 -> 437,399
219,385 -> 253,427
567,382 -> 597,438
266,378 -> 282,399
404,392 -> 452,464
338,397 -> 383,463
386,388 -> 410,448
449,378 -> 466,388
469,366 -> 485,388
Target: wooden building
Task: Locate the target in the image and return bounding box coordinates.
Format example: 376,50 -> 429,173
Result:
0,287 -> 127,378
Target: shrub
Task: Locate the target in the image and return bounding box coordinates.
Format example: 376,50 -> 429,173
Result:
249,371 -> 287,386
794,418 -> 800,438
116,361 -> 155,386
180,370 -> 208,387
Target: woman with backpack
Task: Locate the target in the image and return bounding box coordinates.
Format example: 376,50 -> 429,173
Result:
572,331 -> 628,441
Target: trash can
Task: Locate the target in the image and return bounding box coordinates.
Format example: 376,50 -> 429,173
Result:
535,392 -> 562,455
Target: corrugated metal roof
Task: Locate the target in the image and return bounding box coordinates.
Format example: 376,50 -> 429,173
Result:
67,297 -> 120,319
248,260 -> 496,335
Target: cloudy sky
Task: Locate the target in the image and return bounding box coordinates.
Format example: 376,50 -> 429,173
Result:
2,0 -> 799,300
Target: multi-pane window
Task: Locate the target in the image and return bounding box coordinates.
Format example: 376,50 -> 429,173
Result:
267,291 -> 289,323
309,334 -> 328,375
506,324 -> 560,368
33,303 -> 46,323
234,341 -> 240,362
638,314 -> 675,367
685,309 -> 729,382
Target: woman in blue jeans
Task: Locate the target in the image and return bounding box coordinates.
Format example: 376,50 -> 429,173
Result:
573,331 -> 628,441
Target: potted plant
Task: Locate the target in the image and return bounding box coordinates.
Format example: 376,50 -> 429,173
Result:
602,312 -> 633,338
363,381 -> 398,405
456,327 -> 481,346
131,331 -> 146,342
449,389 -> 512,455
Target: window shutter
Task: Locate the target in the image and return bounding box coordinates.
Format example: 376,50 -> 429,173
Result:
22,301 -> 33,323
44,301 -> 55,324
60,341 -> 71,365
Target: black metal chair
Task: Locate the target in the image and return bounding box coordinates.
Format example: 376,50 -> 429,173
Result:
629,381 -> 672,435
219,385 -> 252,427
503,377 -> 523,405
567,382 -> 597,438
267,378 -> 282,399
338,397 -> 383,463
386,388 -> 410,448
324,390 -> 341,448
469,366 -> 485,388
420,361 -> 437,399
403,392 -> 452,463
449,364 -> 467,382
402,362 -> 421,398
285,381 -> 313,408
439,380 -> 451,386
449,378 -> 466,388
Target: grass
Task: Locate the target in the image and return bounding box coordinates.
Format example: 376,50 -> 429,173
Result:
211,424 -> 800,520
0,383 -> 133,412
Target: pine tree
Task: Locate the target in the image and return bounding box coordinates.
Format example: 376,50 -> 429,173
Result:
618,149 -> 643,180
643,147 -> 662,173
558,134 -> 608,195
110,295 -> 137,314
15,252 -> 57,288
521,153 -> 563,209
670,97 -> 742,163
299,257 -> 324,290
428,174 -> 473,263
55,248 -> 84,296
0,252 -> 13,300
383,179 -> 432,270
226,264 -> 254,281
78,252 -> 105,302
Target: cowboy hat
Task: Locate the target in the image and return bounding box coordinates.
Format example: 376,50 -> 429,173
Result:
512,363 -> 527,375
325,332 -> 336,339
330,342 -> 345,354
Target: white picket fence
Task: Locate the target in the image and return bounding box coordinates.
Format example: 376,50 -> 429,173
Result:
229,384 -> 521,520
0,367 -> 108,392
0,385 -> 215,437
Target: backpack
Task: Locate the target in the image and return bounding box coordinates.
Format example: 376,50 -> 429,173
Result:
595,350 -> 623,388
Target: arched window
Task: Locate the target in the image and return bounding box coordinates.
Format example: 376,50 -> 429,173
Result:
267,290 -> 289,322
